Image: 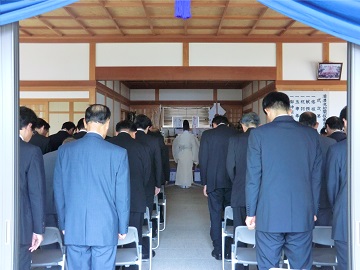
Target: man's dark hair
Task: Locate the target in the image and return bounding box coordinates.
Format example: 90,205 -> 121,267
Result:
77,118 -> 85,130
183,120 -> 190,131
134,114 -> 152,129
212,115 -> 228,126
20,106 -> 37,130
240,112 -> 260,127
85,104 -> 111,124
262,91 -> 290,115
340,106 -> 347,121
61,121 -> 76,131
320,127 -> 327,135
116,120 -> 137,132
299,112 -> 317,128
325,116 -> 343,130
35,118 -> 50,130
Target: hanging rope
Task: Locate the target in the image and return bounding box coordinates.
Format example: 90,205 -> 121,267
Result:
174,0 -> 191,20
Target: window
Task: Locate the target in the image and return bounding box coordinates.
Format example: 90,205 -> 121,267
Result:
162,107 -> 210,128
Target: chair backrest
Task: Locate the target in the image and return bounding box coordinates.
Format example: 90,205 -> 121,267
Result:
224,206 -> 233,222
117,226 -> 139,246
234,226 -> 256,245
153,195 -> 159,207
144,207 -> 150,221
312,226 -> 334,246
40,227 -> 63,250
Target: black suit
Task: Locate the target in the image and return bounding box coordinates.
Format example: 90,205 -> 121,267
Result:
199,124 -> 238,254
108,132 -> 151,251
19,139 -> 46,269
49,130 -> 72,151
328,131 -> 346,142
149,130 -> 170,184
73,130 -> 87,139
29,132 -> 51,154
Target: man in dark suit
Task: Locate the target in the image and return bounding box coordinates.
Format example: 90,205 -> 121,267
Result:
54,104 -> 130,270
299,111 -> 336,226
108,120 -> 151,261
226,112 -> 260,270
199,115 -> 238,260
19,106 -> 46,269
73,117 -> 87,139
49,121 -> 75,151
326,106 -> 347,270
29,118 -> 51,154
134,114 -> 162,258
245,92 -> 322,270
325,116 -> 347,142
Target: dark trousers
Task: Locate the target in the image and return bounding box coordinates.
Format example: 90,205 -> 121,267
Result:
207,188 -> 231,253
67,245 -> 116,270
256,230 -> 312,270
19,244 -> 31,270
315,208 -> 333,226
335,240 -> 347,270
143,194 -> 156,256
232,206 -> 249,270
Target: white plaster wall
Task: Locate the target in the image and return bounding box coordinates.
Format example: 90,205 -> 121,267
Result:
121,83 -> 130,99
259,81 -> 267,89
114,81 -> 120,94
252,100 -> 259,116
330,43 -> 347,80
106,97 -> 114,136
283,43 -> 322,80
243,104 -> 252,111
189,43 -> 276,66
96,43 -> 183,66
20,91 -> 89,99
96,92 -> 105,105
130,89 -> 155,101
328,91 -> 347,117
106,81 -> 113,90
243,84 -> 253,98
252,81 -> 259,92
159,89 -> 213,101
20,43 -> 89,80
217,89 -> 242,100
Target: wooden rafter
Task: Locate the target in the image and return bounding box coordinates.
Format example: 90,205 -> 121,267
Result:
19,28 -> 32,36
309,29 -> 319,36
216,0 -> 230,36
247,7 -> 268,36
140,0 -> 156,35
35,16 -> 63,36
278,20 -> 296,36
62,6 -> 94,36
184,20 -> 188,36
98,0 -> 124,35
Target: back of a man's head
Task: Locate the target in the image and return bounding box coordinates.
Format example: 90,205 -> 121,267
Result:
20,106 -> 37,130
61,121 -> 76,131
183,120 -> 190,131
116,120 -> 137,133
262,91 -> 290,114
85,104 -> 111,124
240,112 -> 260,127
299,111 -> 317,128
134,114 -> 152,130
35,118 -> 50,130
340,106 -> 347,121
212,115 -> 228,126
325,116 -> 343,130
77,118 -> 85,130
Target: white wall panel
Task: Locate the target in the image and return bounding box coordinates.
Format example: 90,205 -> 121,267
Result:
20,43 -> 89,80
159,89 -> 213,100
106,96 -> 114,136
130,89 -> 155,101
96,92 -> 105,105
328,91 -> 347,117
121,83 -> 130,99
243,104 -> 252,111
96,43 -> 183,66
121,104 -> 129,111
20,91 -> 89,99
259,97 -> 267,125
114,101 -> 121,133
252,100 -> 259,115
243,84 -> 253,98
283,43 -> 322,80
259,81 -> 267,89
330,43 -> 347,80
189,43 -> 276,66
217,89 -> 242,100
114,81 -> 120,93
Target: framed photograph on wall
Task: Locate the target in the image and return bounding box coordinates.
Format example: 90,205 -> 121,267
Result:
317,62 -> 342,80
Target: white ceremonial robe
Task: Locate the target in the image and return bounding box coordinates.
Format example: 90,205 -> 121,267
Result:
172,130 -> 199,187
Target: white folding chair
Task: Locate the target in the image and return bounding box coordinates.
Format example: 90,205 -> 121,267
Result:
31,227 -> 66,270
222,206 -> 233,270
159,185 -> 167,231
312,226 -> 337,269
116,226 -> 142,269
152,195 -> 161,249
231,226 -> 257,270
142,207 -> 153,269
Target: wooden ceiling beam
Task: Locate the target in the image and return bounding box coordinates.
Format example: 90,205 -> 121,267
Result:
62,6 -> 94,36
184,20 -> 188,36
19,28 -> 32,36
247,7 -> 268,36
278,20 -> 296,36
140,0 -> 156,35
309,29 -> 319,36
99,0 -> 124,35
34,16 -> 63,36
216,0 -> 230,36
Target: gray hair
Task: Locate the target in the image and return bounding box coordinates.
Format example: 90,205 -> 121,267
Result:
240,112 -> 260,127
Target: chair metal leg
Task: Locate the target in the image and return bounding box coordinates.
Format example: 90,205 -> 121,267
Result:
159,198 -> 166,231
222,222 -> 225,270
